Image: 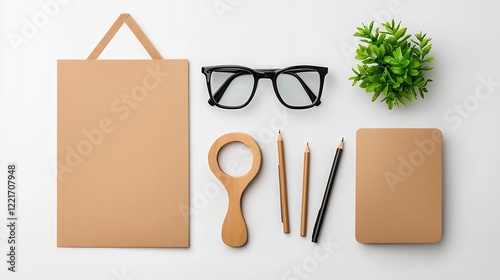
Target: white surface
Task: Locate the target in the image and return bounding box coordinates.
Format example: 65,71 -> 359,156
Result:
0,0 -> 499,279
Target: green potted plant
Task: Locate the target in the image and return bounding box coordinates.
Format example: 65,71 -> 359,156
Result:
349,20 -> 434,109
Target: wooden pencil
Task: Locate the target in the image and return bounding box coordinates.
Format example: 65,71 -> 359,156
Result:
277,130 -> 290,234
301,143 -> 310,237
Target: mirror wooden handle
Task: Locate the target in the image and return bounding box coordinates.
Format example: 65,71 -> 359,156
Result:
208,132 -> 261,247
221,189 -> 247,247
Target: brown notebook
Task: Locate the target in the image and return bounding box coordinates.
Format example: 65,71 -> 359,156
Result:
57,14 -> 189,247
355,128 -> 442,243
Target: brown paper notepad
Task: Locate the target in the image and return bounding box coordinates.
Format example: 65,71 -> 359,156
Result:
356,128 -> 442,244
57,14 -> 189,247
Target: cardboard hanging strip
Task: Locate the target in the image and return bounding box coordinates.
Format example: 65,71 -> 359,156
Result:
87,13 -> 162,60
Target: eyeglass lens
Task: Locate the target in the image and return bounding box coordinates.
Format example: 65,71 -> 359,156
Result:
276,69 -> 320,107
210,68 -> 254,107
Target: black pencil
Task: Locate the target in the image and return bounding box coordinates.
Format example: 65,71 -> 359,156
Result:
311,138 -> 344,243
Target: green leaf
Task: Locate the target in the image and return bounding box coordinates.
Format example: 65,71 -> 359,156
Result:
356,46 -> 366,55
409,59 -> 421,69
377,33 -> 387,44
394,48 -> 403,61
422,45 -> 432,56
362,58 -> 373,64
385,69 -> 395,83
366,82 -> 379,92
389,60 -> 400,67
351,78 -> 359,86
368,66 -> 382,74
355,54 -> 367,60
397,94 -> 407,106
384,24 -> 394,34
393,27 -> 407,40
388,100 -> 394,110
422,66 -> 433,71
418,87 -> 425,99
412,86 -> 418,97
415,32 -> 426,42
404,89 -> 413,101
391,67 -> 404,75
357,65 -> 366,75
403,47 -> 412,59
400,34 -> 412,43
378,44 -> 386,57
396,76 -> 404,84
399,60 -> 410,68
424,57 -> 435,63
360,81 -> 370,88
372,91 -> 381,102
420,38 -> 431,47
386,36 -> 397,45
367,45 -> 378,58
408,69 -> 419,76
416,79 -> 427,88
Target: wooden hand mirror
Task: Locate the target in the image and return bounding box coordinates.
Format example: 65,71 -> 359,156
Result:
208,132 -> 262,247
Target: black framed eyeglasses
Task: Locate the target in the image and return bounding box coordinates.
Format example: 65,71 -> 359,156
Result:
201,65 -> 328,109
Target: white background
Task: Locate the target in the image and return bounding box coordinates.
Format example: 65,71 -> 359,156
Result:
1,0 -> 499,279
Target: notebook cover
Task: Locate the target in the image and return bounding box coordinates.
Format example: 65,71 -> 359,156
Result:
355,128 -> 442,243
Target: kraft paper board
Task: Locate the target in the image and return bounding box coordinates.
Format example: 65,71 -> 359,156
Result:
57,14 -> 189,248
356,128 -> 442,244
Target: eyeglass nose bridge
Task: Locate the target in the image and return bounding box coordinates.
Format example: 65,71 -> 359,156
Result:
254,69 -> 278,79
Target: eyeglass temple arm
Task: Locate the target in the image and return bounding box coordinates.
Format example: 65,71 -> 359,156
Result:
208,71 -> 249,105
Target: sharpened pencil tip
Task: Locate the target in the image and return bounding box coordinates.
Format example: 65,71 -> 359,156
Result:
342,137 -> 344,142
279,130 -> 281,133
